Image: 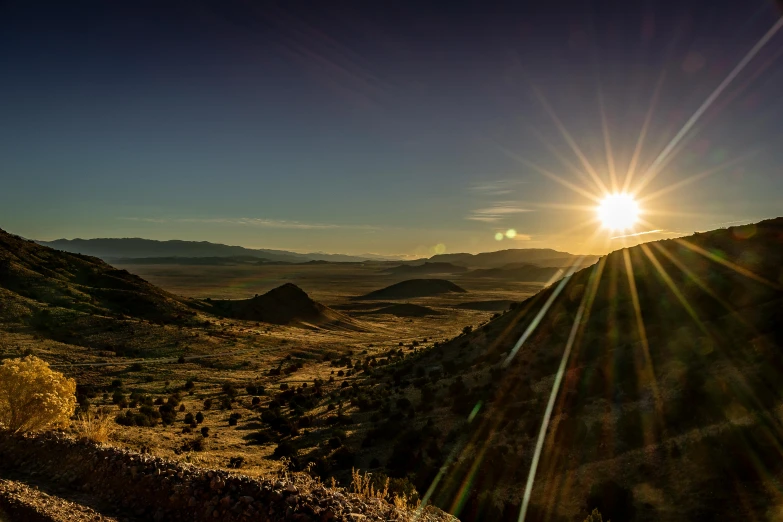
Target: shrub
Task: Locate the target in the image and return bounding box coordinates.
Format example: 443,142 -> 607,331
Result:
184,378 -> 195,390
111,390 -> 125,404
222,383 -> 238,397
228,456 -> 245,469
184,413 -> 195,424
203,398 -> 212,410
195,411 -> 204,424
201,426 -> 210,437
273,441 -> 295,459
0,356 -> 77,433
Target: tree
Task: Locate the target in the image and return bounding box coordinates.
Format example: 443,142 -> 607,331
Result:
0,356 -> 77,433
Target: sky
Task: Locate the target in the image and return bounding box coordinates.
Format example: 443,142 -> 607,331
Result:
1,0 -> 782,257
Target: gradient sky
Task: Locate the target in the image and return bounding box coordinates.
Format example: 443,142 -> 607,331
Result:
1,0 -> 782,257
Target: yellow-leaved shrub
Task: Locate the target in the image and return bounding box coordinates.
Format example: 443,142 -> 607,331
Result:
0,355 -> 76,433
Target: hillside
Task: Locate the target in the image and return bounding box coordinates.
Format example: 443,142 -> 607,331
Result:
384,262 -> 469,276
210,283 -> 364,330
429,248 -> 598,269
463,263 -> 564,282
0,228 -> 204,326
37,238 -> 398,263
314,218 -> 783,521
355,279 -> 467,300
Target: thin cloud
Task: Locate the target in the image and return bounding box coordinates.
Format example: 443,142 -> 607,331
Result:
468,180 -> 528,196
466,204 -> 533,223
511,234 -> 533,241
610,229 -> 682,240
120,217 -> 378,231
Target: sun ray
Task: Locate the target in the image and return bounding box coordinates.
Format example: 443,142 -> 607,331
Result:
639,243 -> 711,336
528,126 -> 601,192
623,69 -> 667,193
494,142 -> 603,203
637,16 -> 783,190
529,85 -> 610,195
518,258 -> 606,522
621,249 -> 662,409
674,238 -> 782,290
596,81 -> 618,193
635,150 -> 756,203
649,241 -> 759,333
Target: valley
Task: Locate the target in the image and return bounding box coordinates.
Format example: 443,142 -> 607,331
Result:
2,220 -> 783,521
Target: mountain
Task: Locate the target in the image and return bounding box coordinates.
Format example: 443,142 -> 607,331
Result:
111,256 -> 272,266
430,248 -> 598,269
0,228 -> 203,326
462,263 -> 565,282
383,262 -> 469,276
209,283 -> 364,330
36,238 -> 400,263
355,279 -> 467,300
326,218 -> 783,521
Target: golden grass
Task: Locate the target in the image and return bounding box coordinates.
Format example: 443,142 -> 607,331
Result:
351,468 -> 419,510
73,409 -> 114,444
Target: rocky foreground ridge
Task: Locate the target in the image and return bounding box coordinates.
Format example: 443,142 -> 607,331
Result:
0,431 -> 455,522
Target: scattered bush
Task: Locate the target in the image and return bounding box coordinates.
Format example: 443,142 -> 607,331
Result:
0,356 -> 77,433
228,456 -> 245,469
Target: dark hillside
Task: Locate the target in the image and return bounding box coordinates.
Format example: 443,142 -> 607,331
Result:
356,279 -> 467,300
314,218 -> 783,521
0,228 -> 205,326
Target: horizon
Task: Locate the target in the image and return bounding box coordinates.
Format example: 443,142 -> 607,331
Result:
2,1 -> 783,256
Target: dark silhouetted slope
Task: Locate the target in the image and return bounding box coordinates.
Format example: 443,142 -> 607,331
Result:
327,218 -> 783,521
355,279 -> 467,300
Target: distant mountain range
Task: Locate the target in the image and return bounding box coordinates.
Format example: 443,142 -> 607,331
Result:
429,248 -> 598,268
34,237 -> 597,269
35,238 -> 400,263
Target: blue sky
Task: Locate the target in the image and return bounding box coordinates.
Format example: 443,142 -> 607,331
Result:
1,0 -> 782,256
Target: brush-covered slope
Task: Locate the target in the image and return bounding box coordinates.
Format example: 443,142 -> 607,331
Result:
210,283 -> 364,330
0,228 -> 203,325
355,279 -> 467,300
326,218 -> 783,522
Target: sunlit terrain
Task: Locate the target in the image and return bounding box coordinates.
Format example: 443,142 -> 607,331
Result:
2,1 -> 783,521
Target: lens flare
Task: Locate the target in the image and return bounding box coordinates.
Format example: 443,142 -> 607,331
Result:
597,193 -> 640,231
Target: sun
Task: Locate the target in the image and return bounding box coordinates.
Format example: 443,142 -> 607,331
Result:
597,193 -> 640,231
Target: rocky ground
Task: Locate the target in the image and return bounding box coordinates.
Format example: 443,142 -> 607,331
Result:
0,431 -> 456,522
0,478 -> 123,521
